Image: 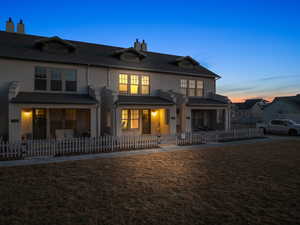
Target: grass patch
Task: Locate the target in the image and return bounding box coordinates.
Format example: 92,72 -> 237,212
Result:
1,140 -> 300,225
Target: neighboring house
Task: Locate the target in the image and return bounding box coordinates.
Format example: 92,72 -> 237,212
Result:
232,99 -> 268,125
263,94 -> 300,123
0,19 -> 231,142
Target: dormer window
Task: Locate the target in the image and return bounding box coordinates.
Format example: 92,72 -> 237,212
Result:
114,48 -> 146,63
176,56 -> 199,69
34,36 -> 76,54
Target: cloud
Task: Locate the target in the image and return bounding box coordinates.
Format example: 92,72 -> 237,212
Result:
258,75 -> 300,81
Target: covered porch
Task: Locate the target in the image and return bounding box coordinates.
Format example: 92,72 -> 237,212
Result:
9,92 -> 100,141
183,97 -> 231,133
114,95 -> 176,136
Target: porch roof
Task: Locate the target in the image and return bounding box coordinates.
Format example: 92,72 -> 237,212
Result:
10,92 -> 98,105
187,97 -> 228,107
116,95 -> 174,106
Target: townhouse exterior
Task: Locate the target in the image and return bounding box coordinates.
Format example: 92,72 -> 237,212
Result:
263,94 -> 300,123
232,99 -> 267,126
0,19 -> 231,142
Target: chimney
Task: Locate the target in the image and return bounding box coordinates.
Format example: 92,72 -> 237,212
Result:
6,17 -> 15,32
133,39 -> 141,51
141,40 -> 148,51
17,19 -> 25,34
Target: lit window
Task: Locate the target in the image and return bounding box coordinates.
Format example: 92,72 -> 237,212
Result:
189,80 -> 195,96
180,79 -> 187,95
130,75 -> 139,94
130,110 -> 139,129
119,74 -> 128,94
196,80 -> 203,96
141,75 -> 150,95
121,109 -> 129,129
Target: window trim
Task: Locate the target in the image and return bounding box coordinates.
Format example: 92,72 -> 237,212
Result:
119,74 -> 150,96
121,109 -> 140,130
180,79 -> 204,96
34,66 -> 77,93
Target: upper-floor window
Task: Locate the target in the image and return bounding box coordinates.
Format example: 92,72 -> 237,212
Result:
119,74 -> 128,94
34,66 -> 77,92
130,75 -> 139,95
119,74 -> 150,95
141,76 -> 150,95
180,79 -> 204,97
34,67 -> 47,91
180,79 -> 187,95
189,80 -> 195,96
196,80 -> 204,97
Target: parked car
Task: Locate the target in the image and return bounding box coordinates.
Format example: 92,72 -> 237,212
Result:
257,119 -> 300,136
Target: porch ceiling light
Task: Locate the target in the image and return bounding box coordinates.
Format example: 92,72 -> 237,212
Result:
22,109 -> 32,117
151,110 -> 157,117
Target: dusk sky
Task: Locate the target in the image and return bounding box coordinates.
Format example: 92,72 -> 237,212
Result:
1,0 -> 300,102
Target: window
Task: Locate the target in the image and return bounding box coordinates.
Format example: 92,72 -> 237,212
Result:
189,80 -> 195,96
119,74 -> 128,94
121,109 -> 139,129
119,74 -> 150,95
65,70 -> 77,92
180,79 -> 204,96
121,110 -> 129,129
141,76 -> 150,95
34,67 -> 47,90
196,80 -> 203,96
34,66 -> 77,92
130,75 -> 139,94
180,79 -> 187,95
130,110 -> 139,129
50,69 -> 62,91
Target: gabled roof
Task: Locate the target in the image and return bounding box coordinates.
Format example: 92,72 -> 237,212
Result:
113,47 -> 146,59
116,95 -> 174,106
10,92 -> 98,105
187,97 -> 228,106
235,99 -> 263,110
0,31 -> 219,78
271,94 -> 300,110
34,36 -> 76,52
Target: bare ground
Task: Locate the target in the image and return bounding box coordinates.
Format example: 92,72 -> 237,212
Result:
1,140 -> 300,225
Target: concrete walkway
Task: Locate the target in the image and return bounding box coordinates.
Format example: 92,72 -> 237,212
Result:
0,135 -> 299,167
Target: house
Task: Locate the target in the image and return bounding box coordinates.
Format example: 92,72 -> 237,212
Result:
0,18 -> 231,142
232,99 -> 268,126
263,94 -> 300,123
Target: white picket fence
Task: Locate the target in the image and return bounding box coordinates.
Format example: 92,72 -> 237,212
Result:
176,128 -> 264,146
0,135 -> 159,160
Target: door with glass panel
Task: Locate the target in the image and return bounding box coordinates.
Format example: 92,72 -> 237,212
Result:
142,110 -> 151,134
33,109 -> 47,139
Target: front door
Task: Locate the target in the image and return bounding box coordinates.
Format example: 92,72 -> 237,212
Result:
142,110 -> 151,134
33,109 -> 47,139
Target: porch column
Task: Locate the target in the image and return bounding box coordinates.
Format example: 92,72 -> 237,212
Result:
90,107 -> 97,137
169,105 -> 177,135
8,104 -> 21,142
225,108 -> 230,130
185,107 -> 192,133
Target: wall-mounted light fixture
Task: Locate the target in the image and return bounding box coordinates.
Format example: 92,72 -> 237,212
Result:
151,110 -> 157,117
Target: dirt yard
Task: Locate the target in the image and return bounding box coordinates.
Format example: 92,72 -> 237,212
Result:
1,140 -> 300,225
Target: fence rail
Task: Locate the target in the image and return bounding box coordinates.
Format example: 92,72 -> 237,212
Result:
0,135 -> 159,161
0,128 -> 264,161
177,128 -> 264,146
